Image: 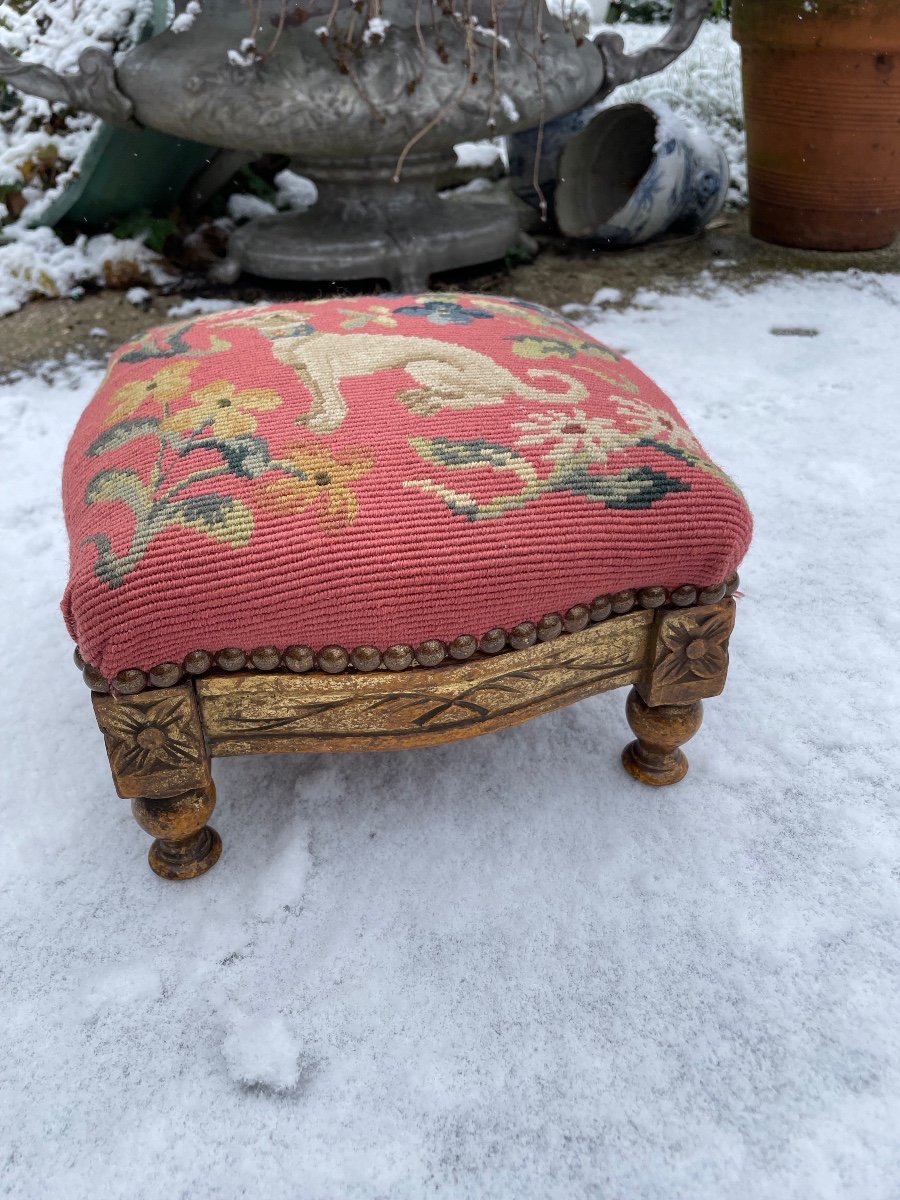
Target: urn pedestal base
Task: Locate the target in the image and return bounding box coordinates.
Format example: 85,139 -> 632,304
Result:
227,155 -> 521,291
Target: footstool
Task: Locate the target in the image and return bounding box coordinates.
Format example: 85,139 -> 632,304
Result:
62,292 -> 752,879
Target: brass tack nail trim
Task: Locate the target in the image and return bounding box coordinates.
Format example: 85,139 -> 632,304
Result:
284,645 -> 314,673
83,663 -> 110,693
113,668 -> 147,696
149,662 -> 183,688
637,587 -> 667,610
251,646 -> 281,671
509,621 -> 537,650
699,582 -> 727,605
352,645 -> 382,672
318,645 -> 349,674
670,585 -> 697,607
590,596 -> 613,622
384,644 -> 414,671
415,640 -> 446,668
217,648 -> 246,672
76,577 -> 738,692
449,634 -> 478,661
184,650 -> 212,675
611,589 -> 636,615
563,605 -> 590,632
479,628 -> 507,655
537,613 -> 562,641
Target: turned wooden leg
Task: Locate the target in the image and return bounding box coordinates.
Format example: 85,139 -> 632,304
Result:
132,783 -> 222,880
621,687 -> 704,786
92,682 -> 221,878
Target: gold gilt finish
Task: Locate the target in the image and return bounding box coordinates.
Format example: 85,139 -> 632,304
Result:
197,610 -> 655,755
89,600 -> 737,879
92,684 -> 211,799
638,600 -> 736,707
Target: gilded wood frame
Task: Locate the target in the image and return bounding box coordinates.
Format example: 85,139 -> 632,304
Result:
92,599 -> 737,878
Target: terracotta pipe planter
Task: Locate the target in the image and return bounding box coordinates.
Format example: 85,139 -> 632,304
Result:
732,0 -> 900,250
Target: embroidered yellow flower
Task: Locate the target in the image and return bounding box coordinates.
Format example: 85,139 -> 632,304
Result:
105,362 -> 194,426
160,381 -> 283,438
260,444 -> 374,533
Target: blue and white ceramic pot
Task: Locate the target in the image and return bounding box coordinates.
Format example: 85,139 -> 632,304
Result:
508,100 -> 729,246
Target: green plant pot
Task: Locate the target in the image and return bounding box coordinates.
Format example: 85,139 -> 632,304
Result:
38,0 -> 216,230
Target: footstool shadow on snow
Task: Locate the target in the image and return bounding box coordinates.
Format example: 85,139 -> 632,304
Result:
61,292 -> 752,879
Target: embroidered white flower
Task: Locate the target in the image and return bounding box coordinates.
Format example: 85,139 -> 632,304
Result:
615,396 -> 702,453
513,408 -> 628,464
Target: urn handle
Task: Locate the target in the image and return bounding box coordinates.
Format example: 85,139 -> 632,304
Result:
594,0 -> 712,100
0,45 -> 135,127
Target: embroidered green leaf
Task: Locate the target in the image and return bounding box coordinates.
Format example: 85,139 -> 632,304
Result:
406,438 -> 542,519
118,322 -> 233,363
507,334 -> 618,362
166,494 -> 254,547
85,468 -> 152,514
187,435 -> 272,479
87,532 -> 150,590
87,417 -> 161,457
555,465 -> 691,509
119,325 -> 194,363
640,439 -> 744,495
410,436 -> 527,471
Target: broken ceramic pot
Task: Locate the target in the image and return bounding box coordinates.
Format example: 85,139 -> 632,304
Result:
509,100 -> 729,246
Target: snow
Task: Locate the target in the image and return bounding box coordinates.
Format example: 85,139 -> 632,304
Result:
0,226 -> 173,317
0,12 -> 743,316
167,298 -> 242,318
226,193 -> 278,222
222,1013 -> 306,1093
171,1 -> 203,36
125,286 -> 152,307
454,139 -> 507,170
273,169 -> 318,212
363,16 -> 392,45
584,286 -> 623,305
0,270 -> 898,1196
0,2 -> 172,313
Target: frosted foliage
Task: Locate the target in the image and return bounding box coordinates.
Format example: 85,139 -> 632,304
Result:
0,226 -> 172,315
0,0 -> 154,219
0,273 -> 898,1196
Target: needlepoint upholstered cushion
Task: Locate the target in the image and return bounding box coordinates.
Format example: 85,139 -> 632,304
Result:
62,292 -> 752,690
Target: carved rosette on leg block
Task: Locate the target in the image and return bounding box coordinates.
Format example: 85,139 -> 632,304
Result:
92,683 -> 220,879
622,599 -> 736,786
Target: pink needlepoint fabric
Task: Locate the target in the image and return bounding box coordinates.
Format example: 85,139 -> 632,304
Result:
61,292 -> 752,678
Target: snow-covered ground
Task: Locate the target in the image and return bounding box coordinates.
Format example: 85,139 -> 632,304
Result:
1,272 -> 898,1199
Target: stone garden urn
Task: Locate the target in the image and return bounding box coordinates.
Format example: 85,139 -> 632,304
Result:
0,0 -> 711,287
